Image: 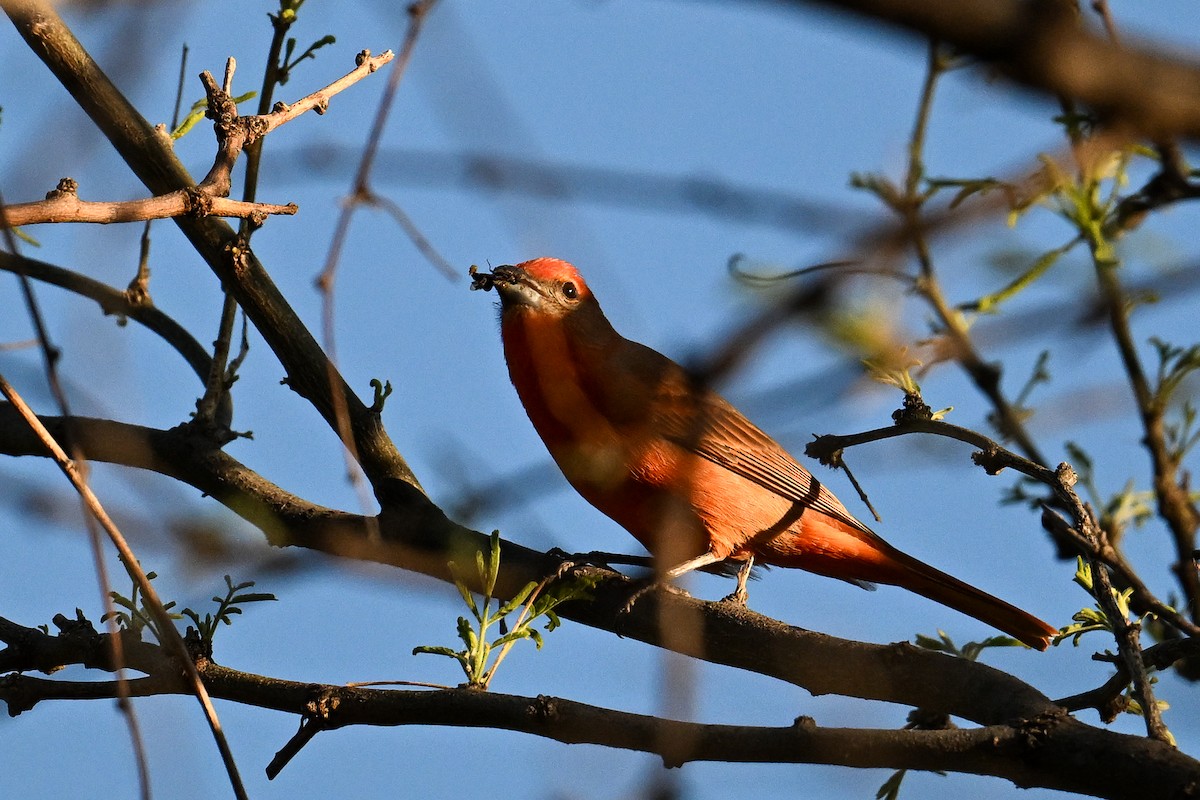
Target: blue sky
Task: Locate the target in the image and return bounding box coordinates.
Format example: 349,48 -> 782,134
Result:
3,2 -> 1199,798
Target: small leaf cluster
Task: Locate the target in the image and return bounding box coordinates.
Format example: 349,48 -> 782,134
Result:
413,532 -> 593,690
181,574 -> 277,646
1057,558 -> 1144,646
914,629 -> 1025,660
102,569 -> 178,641
102,571 -> 274,646
1058,559 -> 1175,736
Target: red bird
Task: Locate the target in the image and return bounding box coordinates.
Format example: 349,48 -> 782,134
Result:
476,257 -> 1056,649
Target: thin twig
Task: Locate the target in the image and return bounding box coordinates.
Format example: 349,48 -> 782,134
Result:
0,186 -> 154,800
364,190 -> 456,280
807,413 -> 1200,639
197,49 -> 395,196
1052,464 -> 1172,744
315,0 -> 439,533
3,179 -> 296,227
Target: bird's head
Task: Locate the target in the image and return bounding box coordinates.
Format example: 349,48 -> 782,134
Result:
471,257 -> 594,319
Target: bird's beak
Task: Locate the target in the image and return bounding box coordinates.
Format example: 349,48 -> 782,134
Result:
488,264 -> 548,310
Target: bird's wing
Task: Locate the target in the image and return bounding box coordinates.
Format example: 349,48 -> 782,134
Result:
654,387 -> 877,537
600,338 -> 877,538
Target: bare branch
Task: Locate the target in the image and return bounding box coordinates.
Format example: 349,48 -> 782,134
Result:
197,49 -> 395,197
0,250 -> 213,382
1,177 -> 296,228
4,0 -> 421,494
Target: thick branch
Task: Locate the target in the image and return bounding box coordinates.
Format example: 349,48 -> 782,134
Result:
6,411 -> 1200,794
0,616 -> 1196,799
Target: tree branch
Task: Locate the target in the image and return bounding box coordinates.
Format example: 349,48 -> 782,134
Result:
789,0 -> 1200,139
0,612 -> 1196,799
806,407 -> 1200,640
0,406 -> 1055,724
196,49 -> 394,197
1,177 -> 296,227
0,250 -> 214,382
3,0 -> 421,497
0,377 -> 250,799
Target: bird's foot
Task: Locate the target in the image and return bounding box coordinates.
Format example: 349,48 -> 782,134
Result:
547,548 -> 654,578
720,586 -> 749,606
546,548 -> 589,581
720,556 -> 754,607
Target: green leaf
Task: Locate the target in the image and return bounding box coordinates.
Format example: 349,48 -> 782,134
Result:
486,531 -> 501,597
475,550 -> 488,594
453,571 -> 479,619
456,616 -> 477,650
170,91 -> 259,140
876,770 -> 906,800
229,592 -> 276,604
964,240 -> 1076,314
279,34 -> 337,83
497,581 -> 538,617
412,645 -> 460,658
491,630 -> 532,648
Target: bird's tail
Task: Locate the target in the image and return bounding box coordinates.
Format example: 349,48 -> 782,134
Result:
888,549 -> 1057,651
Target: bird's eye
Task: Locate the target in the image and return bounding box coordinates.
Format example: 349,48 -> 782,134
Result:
562,281 -> 578,300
